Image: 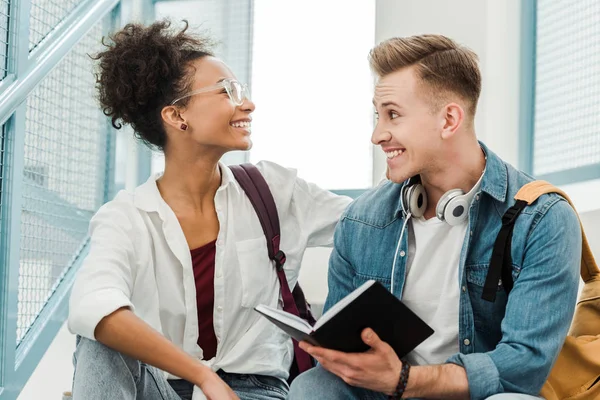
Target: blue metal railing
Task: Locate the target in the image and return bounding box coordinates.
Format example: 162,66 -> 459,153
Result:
0,0 -> 120,398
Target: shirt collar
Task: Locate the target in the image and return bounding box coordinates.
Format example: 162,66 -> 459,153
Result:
478,141 -> 507,203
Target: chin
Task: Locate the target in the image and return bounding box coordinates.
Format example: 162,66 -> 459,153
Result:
230,140 -> 252,152
233,141 -> 251,152
387,167 -> 414,184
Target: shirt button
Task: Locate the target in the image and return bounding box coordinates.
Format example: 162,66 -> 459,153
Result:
470,230 -> 473,236
476,194 -> 480,201
462,285 -> 466,292
216,269 -> 222,278
464,339 -> 471,346
399,250 -> 406,257
217,240 -> 224,246
217,306 -> 223,312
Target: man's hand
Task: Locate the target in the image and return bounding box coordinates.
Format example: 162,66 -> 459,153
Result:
300,328 -> 402,395
197,370 -> 240,400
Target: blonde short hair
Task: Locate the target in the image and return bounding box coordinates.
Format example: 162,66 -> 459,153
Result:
369,34 -> 481,116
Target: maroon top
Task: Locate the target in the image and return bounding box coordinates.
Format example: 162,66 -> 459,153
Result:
191,240 -> 218,360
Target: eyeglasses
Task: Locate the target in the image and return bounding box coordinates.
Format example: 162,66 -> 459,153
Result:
170,78 -> 250,106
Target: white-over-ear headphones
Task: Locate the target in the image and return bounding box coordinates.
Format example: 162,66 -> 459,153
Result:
400,171 -> 485,226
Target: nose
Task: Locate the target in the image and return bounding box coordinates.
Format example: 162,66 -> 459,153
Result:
240,97 -> 255,113
371,121 -> 391,145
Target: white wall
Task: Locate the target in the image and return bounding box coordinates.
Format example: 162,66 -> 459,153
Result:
17,1 -> 537,398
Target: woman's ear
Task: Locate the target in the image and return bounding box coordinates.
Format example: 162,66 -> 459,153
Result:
161,105 -> 187,131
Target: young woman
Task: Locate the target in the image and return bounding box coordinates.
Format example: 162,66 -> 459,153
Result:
68,20 -> 351,400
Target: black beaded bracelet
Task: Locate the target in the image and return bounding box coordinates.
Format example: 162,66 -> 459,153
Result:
388,359 -> 411,399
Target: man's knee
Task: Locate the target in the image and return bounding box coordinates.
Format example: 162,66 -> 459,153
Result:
289,365 -> 383,400
485,394 -> 543,400
288,368 -> 320,399
289,366 -> 341,399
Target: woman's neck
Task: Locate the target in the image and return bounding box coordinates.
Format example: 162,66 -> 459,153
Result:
157,155 -> 222,214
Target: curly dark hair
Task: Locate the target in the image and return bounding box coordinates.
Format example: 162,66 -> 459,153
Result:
93,20 -> 214,150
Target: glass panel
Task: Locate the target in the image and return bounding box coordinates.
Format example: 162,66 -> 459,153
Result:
534,0 -> 600,176
17,20 -> 108,344
0,0 -> 9,80
29,0 -> 82,51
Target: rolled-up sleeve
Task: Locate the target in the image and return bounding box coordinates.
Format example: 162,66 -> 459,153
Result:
447,199 -> 581,399
447,352 -> 502,399
292,177 -> 352,248
256,160 -> 353,248
68,201 -> 137,340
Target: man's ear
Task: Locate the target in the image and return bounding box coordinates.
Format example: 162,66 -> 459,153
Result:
161,105 -> 186,131
440,103 -> 464,140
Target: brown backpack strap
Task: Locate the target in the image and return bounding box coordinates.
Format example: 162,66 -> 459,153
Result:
229,163 -> 314,375
515,181 -> 599,283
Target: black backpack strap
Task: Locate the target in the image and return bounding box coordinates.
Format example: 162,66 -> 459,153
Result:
482,199 -> 528,302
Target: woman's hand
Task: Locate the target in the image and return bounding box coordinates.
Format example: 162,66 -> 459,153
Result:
197,370 -> 240,400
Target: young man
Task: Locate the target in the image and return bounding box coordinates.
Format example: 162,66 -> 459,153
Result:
288,35 -> 581,400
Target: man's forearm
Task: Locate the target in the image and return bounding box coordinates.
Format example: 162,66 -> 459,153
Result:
95,307 -> 211,387
403,363 -> 470,399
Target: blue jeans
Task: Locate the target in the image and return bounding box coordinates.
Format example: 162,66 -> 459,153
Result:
72,336 -> 288,400
287,365 -> 545,400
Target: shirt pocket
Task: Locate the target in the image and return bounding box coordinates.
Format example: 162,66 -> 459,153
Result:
465,263 -> 521,291
466,263 -> 521,336
235,237 -> 273,308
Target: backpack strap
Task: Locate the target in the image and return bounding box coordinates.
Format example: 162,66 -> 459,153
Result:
482,180 -> 600,303
514,181 -> 599,282
229,163 -> 313,373
229,164 -> 286,269
482,198 -> 528,302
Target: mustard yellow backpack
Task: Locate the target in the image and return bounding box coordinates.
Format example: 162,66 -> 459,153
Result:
485,181 -> 600,400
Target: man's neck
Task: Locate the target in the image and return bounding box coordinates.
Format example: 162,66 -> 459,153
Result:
420,139 -> 486,220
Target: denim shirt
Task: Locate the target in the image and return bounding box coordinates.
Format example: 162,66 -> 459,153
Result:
323,143 -> 582,399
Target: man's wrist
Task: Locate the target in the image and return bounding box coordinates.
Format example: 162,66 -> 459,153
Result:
386,360 -> 404,395
388,359 -> 411,399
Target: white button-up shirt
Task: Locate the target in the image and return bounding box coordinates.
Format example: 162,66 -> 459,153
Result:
68,160 -> 351,397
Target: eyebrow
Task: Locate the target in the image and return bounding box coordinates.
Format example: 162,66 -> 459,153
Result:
372,99 -> 403,109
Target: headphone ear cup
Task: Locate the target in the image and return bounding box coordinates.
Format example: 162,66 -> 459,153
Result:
437,189 -> 470,226
406,184 -> 427,217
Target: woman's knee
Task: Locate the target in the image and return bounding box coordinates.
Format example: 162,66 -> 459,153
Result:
72,337 -> 142,399
74,336 -> 140,380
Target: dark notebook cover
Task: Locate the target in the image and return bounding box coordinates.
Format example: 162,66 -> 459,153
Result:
255,280 -> 434,358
